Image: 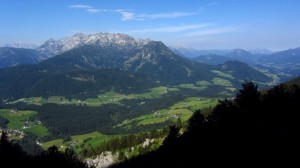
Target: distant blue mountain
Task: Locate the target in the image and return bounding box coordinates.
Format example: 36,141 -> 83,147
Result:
0,47 -> 39,68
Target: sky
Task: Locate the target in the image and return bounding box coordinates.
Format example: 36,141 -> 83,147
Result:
1,0 -> 300,51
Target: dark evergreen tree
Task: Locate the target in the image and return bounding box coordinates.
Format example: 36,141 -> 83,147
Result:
175,117 -> 182,128
187,110 -> 206,133
162,125 -> 179,146
235,80 -> 260,111
0,132 -> 29,167
0,116 -> 9,128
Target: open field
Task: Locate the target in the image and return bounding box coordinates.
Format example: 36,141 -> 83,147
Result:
178,83 -> 208,90
211,70 -> 234,79
24,125 -> 48,137
117,97 -> 218,127
10,86 -> 179,107
0,109 -> 37,129
211,77 -> 233,87
41,131 -> 113,152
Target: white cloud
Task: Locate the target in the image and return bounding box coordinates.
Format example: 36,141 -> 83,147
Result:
118,12 -> 195,21
128,24 -> 210,33
119,11 -> 143,21
69,4 -> 102,14
69,4 -> 195,21
86,9 -> 101,14
69,4 -> 93,9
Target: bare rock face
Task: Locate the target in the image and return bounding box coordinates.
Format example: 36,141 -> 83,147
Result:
37,33 -> 150,59
86,151 -> 118,168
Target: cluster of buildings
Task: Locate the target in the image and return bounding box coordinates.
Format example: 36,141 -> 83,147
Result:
0,127 -> 24,140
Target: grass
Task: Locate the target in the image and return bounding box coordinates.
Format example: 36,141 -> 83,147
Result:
138,117 -> 169,125
0,109 -> 49,138
117,97 -> 218,127
173,97 -> 218,112
83,134 -> 114,149
24,97 -> 43,105
226,87 -> 237,92
211,70 -> 234,79
42,139 -> 64,150
130,86 -> 179,99
41,131 -> 113,152
71,132 -> 101,142
178,83 -> 208,90
211,78 -> 232,87
0,109 -> 37,129
24,125 -> 48,137
9,86 -> 179,107
47,96 -> 63,104
196,80 -> 212,86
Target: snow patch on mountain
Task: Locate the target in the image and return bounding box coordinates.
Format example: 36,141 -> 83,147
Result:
37,33 -> 150,59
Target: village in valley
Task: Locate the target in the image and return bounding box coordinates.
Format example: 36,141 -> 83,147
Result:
0,109 -> 44,142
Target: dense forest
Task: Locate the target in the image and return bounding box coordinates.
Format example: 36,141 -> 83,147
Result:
110,78 -> 300,167
0,92 -> 185,141
1,78 -> 299,167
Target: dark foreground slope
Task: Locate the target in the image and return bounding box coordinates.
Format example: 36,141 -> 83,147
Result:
0,132 -> 90,168
110,78 -> 300,168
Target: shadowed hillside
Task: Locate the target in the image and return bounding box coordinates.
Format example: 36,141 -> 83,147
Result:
110,78 -> 300,168
0,132 -> 91,168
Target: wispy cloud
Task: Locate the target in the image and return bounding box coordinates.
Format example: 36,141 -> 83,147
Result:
119,11 -> 144,21
69,4 -> 101,14
118,11 -> 195,21
128,24 -> 239,36
128,24 -> 210,33
184,27 -> 237,36
86,9 -> 101,14
69,4 -> 93,9
69,4 -> 195,21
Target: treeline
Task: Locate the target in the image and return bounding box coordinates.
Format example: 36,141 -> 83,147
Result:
0,132 -> 90,168
81,129 -> 169,158
0,116 -> 9,128
110,79 -> 300,168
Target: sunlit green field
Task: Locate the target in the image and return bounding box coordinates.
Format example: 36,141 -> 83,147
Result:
24,125 -> 48,137
41,131 -> 113,152
211,77 -> 232,86
10,86 -> 180,107
211,70 -> 234,79
117,97 -> 218,127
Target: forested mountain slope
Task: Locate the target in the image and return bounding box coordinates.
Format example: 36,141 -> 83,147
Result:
110,78 -> 300,168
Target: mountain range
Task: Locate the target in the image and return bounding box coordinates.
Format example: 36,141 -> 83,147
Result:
1,34 -> 299,85
0,33 -> 274,101
0,33 -> 150,68
173,47 -> 300,80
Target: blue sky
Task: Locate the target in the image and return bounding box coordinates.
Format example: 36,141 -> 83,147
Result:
1,0 -> 300,50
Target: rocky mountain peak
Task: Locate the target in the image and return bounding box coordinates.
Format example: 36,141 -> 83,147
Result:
37,32 -> 150,59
